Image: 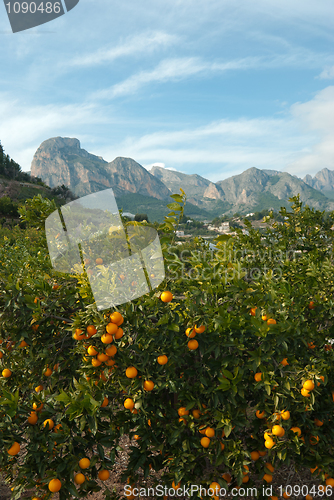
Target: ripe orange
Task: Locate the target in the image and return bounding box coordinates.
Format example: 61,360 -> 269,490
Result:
194,324 -> 205,333
305,495 -> 313,500
301,388 -> 310,397
250,451 -> 260,460
192,409 -> 201,419
35,385 -> 43,393
44,367 -> 52,377
124,398 -> 134,410
143,380 -> 154,391
32,402 -> 43,412
98,469 -> 110,481
282,492 -> 291,499
2,368 -> 11,378
28,411 -> 38,425
106,322 -> 118,335
7,442 -> 20,456
97,353 -> 109,362
87,346 -> 98,356
200,437 -> 210,448
79,458 -> 90,469
265,463 -> 275,473
172,481 -> 181,489
188,339 -> 199,350
86,325 -> 97,336
280,358 -> 289,366
96,258 -> 103,265
267,318 -> 276,325
326,478 -> 334,487
303,380 -> 315,391
309,435 -> 319,445
48,479 -> 61,492
281,410 -> 290,420
314,418 -> 323,427
101,334 -> 113,344
220,442 -> 225,451
242,475 -> 250,483
134,434 -> 140,440
92,358 -> 102,367
157,355 -> 168,365
308,301 -> 315,309
291,427 -> 301,436
264,439 -> 275,449
250,307 -> 257,316
222,473 -> 232,483
185,327 -> 196,338
205,427 -> 215,438
43,419 -> 54,430
262,314 -> 267,321
263,473 -> 273,483
74,473 -> 85,485
160,291 -> 173,303
110,311 -> 124,325
114,328 -> 123,339
105,345 -> 117,357
19,340 -> 28,348
126,366 -> 138,378
101,397 -> 109,407
254,373 -> 262,382
256,410 -> 265,419
272,425 -> 285,437
178,407 -> 189,417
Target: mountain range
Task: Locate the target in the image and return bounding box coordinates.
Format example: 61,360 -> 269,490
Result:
30,137 -> 334,220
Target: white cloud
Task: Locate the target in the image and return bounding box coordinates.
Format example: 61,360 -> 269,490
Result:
318,66 -> 334,80
67,31 -> 179,67
288,86 -> 334,175
0,93 -> 110,170
91,48 -> 334,101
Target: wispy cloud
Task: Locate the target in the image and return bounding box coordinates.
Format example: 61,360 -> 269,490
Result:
91,48 -> 334,101
318,66 -> 334,79
67,31 -> 179,67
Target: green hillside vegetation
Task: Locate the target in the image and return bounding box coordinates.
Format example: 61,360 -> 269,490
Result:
0,140 -> 77,219
116,192 -> 213,222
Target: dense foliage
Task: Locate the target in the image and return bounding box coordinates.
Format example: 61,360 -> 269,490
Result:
1,193 -> 334,500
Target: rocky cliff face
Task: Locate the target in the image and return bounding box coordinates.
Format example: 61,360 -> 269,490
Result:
30,137 -> 334,215
31,137 -> 171,200
150,165 -> 211,199
303,168 -> 334,191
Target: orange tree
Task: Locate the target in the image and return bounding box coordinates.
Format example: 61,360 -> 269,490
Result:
1,193 -> 334,499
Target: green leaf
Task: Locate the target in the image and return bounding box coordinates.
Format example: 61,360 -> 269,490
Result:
167,202 -> 182,211
170,194 -> 184,202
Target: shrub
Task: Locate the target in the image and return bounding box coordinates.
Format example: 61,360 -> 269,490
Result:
1,194 -> 334,499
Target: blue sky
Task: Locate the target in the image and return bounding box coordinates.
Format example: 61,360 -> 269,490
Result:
1,0 -> 334,182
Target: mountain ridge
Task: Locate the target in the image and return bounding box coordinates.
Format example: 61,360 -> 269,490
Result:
30,137 -> 334,218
